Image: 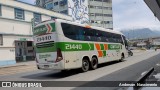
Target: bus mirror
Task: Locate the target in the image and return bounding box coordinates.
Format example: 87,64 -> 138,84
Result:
121,41 -> 124,45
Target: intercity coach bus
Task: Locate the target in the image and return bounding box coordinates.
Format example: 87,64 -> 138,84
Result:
33,19 -> 129,72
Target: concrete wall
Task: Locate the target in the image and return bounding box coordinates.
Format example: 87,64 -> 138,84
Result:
0,47 -> 15,66
0,18 -> 32,35
0,35 -> 33,66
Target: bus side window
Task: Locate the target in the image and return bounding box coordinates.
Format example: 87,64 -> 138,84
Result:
84,28 -> 91,41
90,29 -> 96,41
101,31 -> 107,42
62,23 -> 77,40
76,27 -> 84,41
109,33 -> 114,43
106,32 -> 111,42
95,30 -> 102,42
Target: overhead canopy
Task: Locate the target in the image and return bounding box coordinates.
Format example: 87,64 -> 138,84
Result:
144,0 -> 160,21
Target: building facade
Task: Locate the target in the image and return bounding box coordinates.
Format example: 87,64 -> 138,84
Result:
36,0 -> 113,29
36,0 -> 89,24
88,0 -> 113,29
0,0 -> 72,66
130,37 -> 160,49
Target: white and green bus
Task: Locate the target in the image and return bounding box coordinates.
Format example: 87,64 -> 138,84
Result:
33,19 -> 129,72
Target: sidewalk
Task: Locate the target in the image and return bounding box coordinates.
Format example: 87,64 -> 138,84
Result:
0,61 -> 36,68
0,61 -> 37,76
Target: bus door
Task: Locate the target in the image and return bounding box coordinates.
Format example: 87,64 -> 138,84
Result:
122,35 -> 129,57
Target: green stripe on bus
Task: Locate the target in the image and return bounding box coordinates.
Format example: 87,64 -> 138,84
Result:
89,43 -> 94,50
36,42 -> 121,53
103,51 -> 106,56
100,44 -> 104,50
108,44 -> 121,50
56,42 -> 94,51
33,23 -> 55,35
36,45 -> 56,53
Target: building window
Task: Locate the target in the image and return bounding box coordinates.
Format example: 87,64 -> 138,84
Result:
15,8 -> 25,20
60,10 -> 68,15
0,34 -> 3,46
27,41 -> 33,47
103,7 -> 112,10
46,2 -> 53,10
94,0 -> 102,2
103,14 -> 112,17
60,0 -> 67,6
90,13 -> 95,16
34,13 -> 41,23
51,16 -> 57,20
0,5 -> 1,16
54,2 -> 59,6
103,0 -> 111,3
91,20 -> 94,23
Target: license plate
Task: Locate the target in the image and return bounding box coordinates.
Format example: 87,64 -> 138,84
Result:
44,65 -> 49,68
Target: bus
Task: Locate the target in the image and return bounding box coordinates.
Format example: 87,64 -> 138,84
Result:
33,19 -> 129,72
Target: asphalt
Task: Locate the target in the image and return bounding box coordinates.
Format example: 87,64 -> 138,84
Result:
72,51 -> 160,90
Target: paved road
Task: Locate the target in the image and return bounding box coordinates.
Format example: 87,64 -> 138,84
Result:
0,50 -> 160,90
73,51 -> 160,90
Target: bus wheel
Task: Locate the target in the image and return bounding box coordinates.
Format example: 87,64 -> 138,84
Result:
90,57 -> 98,70
120,53 -> 125,62
81,59 -> 90,72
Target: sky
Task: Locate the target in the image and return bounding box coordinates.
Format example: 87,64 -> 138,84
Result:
18,0 -> 160,30
112,0 -> 160,30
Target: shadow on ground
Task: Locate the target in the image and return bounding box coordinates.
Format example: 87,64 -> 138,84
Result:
21,60 -> 125,80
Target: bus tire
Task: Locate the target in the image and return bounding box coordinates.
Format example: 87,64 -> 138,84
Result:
81,58 -> 90,72
120,53 -> 125,62
90,57 -> 98,70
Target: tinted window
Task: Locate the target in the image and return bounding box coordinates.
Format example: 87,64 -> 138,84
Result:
61,23 -> 123,43
84,28 -> 96,41
61,23 -> 84,40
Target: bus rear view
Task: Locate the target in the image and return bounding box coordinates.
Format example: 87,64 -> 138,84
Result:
33,20 -> 64,70
33,19 -> 128,72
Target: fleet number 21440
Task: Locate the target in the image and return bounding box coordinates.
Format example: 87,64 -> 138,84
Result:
65,44 -> 82,50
